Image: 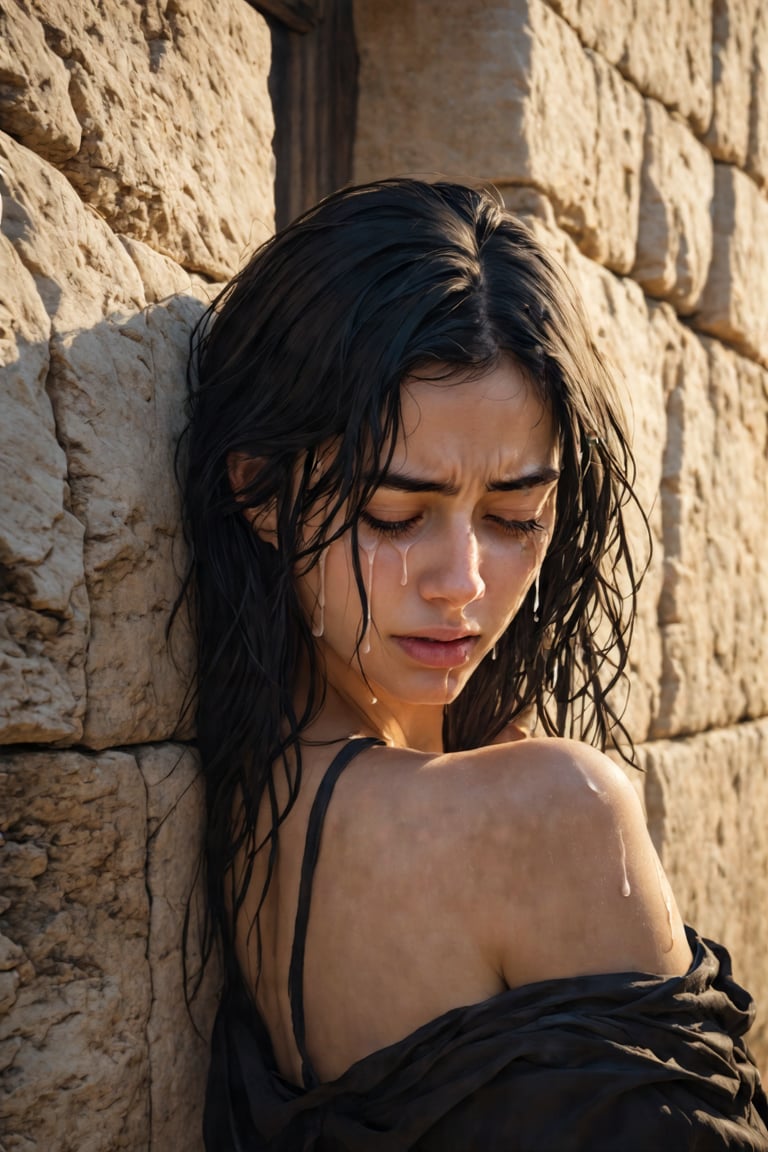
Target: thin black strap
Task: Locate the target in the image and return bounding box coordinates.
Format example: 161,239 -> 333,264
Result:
288,737 -> 383,1089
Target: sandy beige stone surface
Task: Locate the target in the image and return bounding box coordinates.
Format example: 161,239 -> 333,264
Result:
139,743 -> 218,1152
642,717 -> 768,1072
653,326 -> 768,736
0,0 -> 81,163
563,241 -> 666,747
705,0 -> 768,190
354,0 -> 644,273
632,98 -> 714,313
1,132 -> 200,748
0,212 -> 88,744
0,0 -> 273,279
546,0 -> 713,132
694,163 -> 768,366
0,749 -> 151,1151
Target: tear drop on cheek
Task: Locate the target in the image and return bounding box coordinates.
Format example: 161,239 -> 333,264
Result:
618,828 -> 631,898
392,539 -> 412,587
311,548 -> 327,638
360,537 -> 379,654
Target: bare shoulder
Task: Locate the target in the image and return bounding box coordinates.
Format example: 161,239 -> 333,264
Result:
438,737 -> 693,988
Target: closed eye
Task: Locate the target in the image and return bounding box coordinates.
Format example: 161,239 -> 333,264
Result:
360,511 -> 422,538
487,516 -> 545,538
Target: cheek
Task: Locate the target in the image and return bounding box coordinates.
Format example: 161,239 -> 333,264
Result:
302,538 -> 367,638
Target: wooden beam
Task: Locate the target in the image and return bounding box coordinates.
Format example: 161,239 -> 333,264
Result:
249,0 -> 319,34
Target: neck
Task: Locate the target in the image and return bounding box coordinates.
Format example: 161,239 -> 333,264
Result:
297,650 -> 446,753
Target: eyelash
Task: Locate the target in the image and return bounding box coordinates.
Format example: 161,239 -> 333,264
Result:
360,512 -> 545,539
360,512 -> 421,538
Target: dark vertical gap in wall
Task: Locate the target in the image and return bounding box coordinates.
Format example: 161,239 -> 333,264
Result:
265,0 -> 358,230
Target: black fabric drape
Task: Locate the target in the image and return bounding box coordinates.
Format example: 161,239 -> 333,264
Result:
204,928 -> 768,1151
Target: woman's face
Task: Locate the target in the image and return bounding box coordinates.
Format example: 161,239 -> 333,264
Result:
297,358 -> 560,741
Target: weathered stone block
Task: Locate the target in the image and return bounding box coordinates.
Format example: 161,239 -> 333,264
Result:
353,0 -> 644,273
0,217 -> 87,744
704,0 -> 768,191
546,0 -> 713,133
562,241 -> 666,747
489,207 -> 666,747
13,0 -> 273,279
641,718 -> 768,1072
2,133 -> 200,748
653,329 -> 768,736
0,749 -> 151,1151
118,234 -> 221,311
694,163 -> 768,366
632,98 -> 714,313
139,744 -> 219,1152
0,0 -> 81,163
748,0 -> 768,189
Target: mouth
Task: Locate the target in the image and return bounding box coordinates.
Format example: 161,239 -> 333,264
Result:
393,633 -> 481,668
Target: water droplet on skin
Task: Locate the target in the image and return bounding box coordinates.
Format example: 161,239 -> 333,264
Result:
575,763 -> 603,795
654,855 -> 676,953
371,696 -> 378,705
311,548 -> 327,638
392,539 -> 412,586
360,537 -> 378,654
618,828 -> 631,897
533,571 -> 541,622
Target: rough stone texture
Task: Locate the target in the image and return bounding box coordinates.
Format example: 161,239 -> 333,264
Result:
694,163 -> 768,367
139,743 -> 219,1152
632,98 -> 714,313
642,718 -> 768,1072
0,0 -> 274,279
0,749 -> 151,1151
704,0 -> 768,191
562,238 -> 667,748
1,131 -> 201,748
0,0 -> 82,164
748,0 -> 768,189
545,0 -> 713,133
0,215 -> 88,744
489,199 -> 670,748
353,0 -> 644,273
653,329 -> 768,737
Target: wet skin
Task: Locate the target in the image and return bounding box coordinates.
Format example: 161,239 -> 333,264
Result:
294,359 -> 560,752
231,360 -> 693,1086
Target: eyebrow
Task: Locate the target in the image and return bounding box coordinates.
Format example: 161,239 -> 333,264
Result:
371,466 -> 561,495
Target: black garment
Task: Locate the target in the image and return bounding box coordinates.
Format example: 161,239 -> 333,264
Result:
204,739 -> 768,1151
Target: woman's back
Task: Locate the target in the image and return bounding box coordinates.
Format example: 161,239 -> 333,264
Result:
241,733 -> 692,1087
209,734 -> 768,1150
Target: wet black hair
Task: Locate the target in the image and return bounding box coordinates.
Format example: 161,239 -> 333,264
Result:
181,177 -> 648,985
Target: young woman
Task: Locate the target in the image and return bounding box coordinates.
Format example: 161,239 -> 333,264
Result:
185,179 -> 768,1150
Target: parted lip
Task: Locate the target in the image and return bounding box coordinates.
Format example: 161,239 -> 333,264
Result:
393,628 -> 481,642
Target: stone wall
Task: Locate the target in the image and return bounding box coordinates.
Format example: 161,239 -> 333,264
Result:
0,1 -> 273,1147
354,0 -> 768,1072
1,0 -> 767,1148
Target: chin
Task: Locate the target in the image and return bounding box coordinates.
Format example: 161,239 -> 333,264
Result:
380,668 -> 472,708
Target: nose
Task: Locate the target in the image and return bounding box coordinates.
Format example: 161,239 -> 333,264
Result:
419,520 -> 486,607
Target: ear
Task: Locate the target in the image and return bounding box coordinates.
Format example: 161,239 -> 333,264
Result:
227,451 -> 277,539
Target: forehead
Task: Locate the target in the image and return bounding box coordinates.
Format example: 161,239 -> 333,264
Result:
393,359 -> 558,475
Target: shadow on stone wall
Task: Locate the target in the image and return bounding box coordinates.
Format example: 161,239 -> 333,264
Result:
2,288 -> 219,1147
